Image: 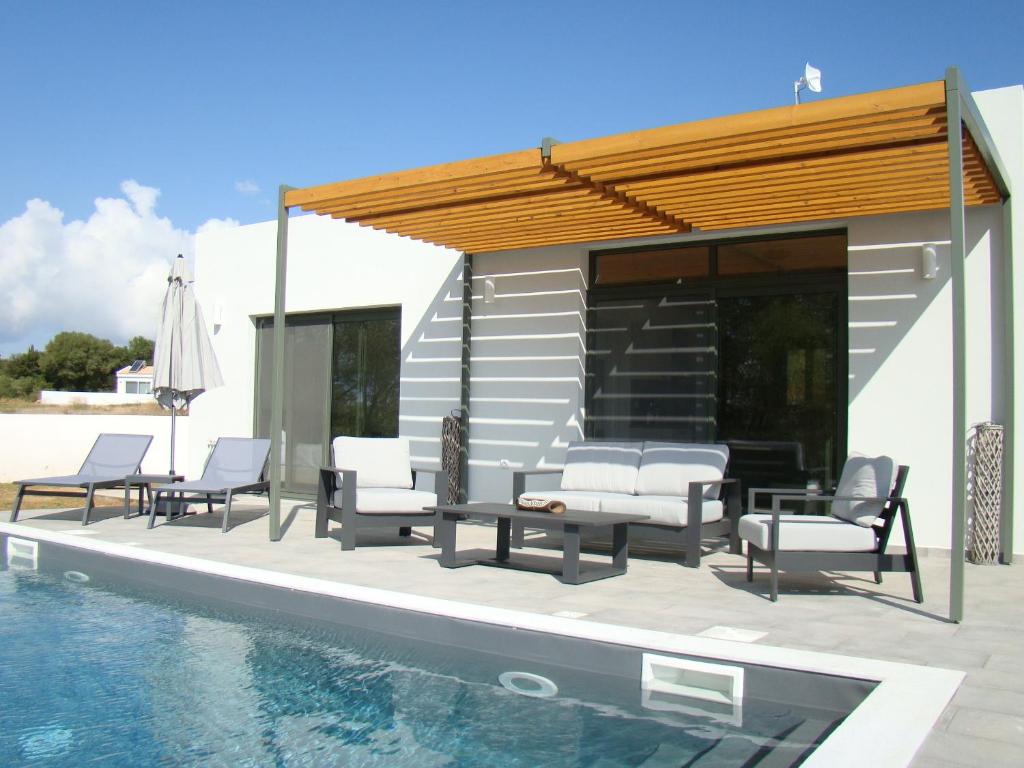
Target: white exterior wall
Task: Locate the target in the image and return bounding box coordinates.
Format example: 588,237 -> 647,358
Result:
38,391 -> 153,406
0,414 -> 187,481
188,86 -> 1022,554
190,214 -> 462,480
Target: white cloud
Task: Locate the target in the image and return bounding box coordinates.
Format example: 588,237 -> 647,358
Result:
0,180 -> 237,353
234,179 -> 260,195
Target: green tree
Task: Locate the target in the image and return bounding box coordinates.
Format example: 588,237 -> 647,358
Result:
124,336 -> 155,364
4,345 -> 42,380
40,332 -> 124,392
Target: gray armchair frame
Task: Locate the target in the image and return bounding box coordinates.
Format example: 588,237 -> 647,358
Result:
511,468 -> 742,568
743,465 -> 923,602
315,465 -> 449,550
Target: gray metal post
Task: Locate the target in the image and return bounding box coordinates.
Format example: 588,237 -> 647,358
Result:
269,185 -> 291,541
1002,199 -> 1016,564
459,252 -> 473,503
946,69 -> 968,623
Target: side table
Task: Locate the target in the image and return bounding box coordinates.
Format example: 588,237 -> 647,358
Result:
124,474 -> 184,520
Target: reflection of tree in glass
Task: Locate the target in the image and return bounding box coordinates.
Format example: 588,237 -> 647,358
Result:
718,294 -> 838,483
332,316 -> 400,439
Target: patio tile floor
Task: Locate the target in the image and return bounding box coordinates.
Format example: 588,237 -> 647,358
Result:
4,498 -> 1022,767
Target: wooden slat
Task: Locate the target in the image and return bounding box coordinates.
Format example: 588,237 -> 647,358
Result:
551,82 -> 945,165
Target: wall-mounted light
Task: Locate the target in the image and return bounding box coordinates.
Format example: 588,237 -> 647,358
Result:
921,244 -> 939,280
211,301 -> 225,332
483,277 -> 496,304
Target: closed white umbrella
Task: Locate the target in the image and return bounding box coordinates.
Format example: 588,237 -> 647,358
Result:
152,254 -> 223,473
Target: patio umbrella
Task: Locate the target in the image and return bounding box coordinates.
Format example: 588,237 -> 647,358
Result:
152,254 -> 224,474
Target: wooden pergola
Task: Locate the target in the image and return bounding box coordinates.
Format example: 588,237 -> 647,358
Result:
270,68 -> 1013,622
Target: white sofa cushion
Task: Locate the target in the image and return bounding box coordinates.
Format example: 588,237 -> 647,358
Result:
332,437 -> 413,489
636,442 -> 729,500
517,490 -> 610,513
559,441 -> 643,495
335,487 -> 437,514
599,494 -> 724,527
738,514 -> 878,552
831,453 -> 897,527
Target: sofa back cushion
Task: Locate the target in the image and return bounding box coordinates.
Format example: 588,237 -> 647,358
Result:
636,442 -> 729,499
560,441 -> 643,495
831,453 -> 897,527
332,436 -> 413,489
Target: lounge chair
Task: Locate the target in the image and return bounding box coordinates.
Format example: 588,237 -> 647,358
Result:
148,437 -> 271,532
10,433 -> 153,526
315,436 -> 448,550
738,454 -> 922,602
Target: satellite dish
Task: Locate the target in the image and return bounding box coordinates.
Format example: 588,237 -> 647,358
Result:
794,62 -> 823,104
804,62 -> 822,93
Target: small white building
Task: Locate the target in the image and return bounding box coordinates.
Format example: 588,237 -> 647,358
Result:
115,361 -> 154,395
187,74 -> 1023,616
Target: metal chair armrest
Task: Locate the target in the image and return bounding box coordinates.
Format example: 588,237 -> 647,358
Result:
747,486 -> 822,513
512,468 -> 564,501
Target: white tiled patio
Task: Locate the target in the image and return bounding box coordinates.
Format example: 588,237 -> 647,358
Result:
4,498 -> 1022,767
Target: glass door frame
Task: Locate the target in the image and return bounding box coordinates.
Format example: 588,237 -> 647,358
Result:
252,306 -> 402,498
585,229 -> 848,482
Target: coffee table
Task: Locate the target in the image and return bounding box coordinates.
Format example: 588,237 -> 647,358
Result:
429,502 -> 649,584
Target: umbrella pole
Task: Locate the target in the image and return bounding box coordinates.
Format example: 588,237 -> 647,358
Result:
169,317 -> 175,475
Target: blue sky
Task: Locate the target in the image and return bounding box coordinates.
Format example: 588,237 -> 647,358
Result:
0,0 -> 1022,353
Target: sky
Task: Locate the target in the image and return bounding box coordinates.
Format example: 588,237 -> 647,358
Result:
0,0 -> 1021,355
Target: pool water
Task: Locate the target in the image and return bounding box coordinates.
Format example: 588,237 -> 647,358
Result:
0,539 -> 866,767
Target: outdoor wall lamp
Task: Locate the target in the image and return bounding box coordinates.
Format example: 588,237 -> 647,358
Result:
484,277 -> 496,304
921,244 -> 939,279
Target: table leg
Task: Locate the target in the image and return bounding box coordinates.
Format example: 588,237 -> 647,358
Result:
496,517 -> 511,562
612,523 -> 629,571
563,524 -> 581,584
439,513 -> 458,568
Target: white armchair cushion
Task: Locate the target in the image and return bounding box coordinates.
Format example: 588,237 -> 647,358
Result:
559,441 -> 643,495
739,514 -> 878,552
334,487 -> 437,514
831,453 -> 897,527
636,442 -> 728,500
332,437 -> 413,489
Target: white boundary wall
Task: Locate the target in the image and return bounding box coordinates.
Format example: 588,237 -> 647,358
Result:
39,391 -> 153,406
0,414 -> 188,481
191,86 -> 1023,554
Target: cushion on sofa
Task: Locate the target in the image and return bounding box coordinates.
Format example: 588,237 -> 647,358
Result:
830,453 -> 897,527
332,437 -> 413,489
334,487 -> 437,513
636,442 -> 729,500
559,441 -> 643,495
517,490 -> 606,513
738,513 -> 878,552
599,494 -> 723,527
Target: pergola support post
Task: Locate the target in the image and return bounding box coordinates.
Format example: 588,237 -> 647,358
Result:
269,185 -> 292,541
1002,198 -> 1016,564
458,252 -> 473,503
946,70 -> 968,623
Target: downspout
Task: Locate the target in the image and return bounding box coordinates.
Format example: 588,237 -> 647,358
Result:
1002,198 -> 1015,563
459,252 -> 473,503
945,69 -> 968,623
269,185 -> 292,541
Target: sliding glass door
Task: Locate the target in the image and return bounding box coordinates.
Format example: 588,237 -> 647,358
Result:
255,308 -> 401,495
586,233 -> 846,492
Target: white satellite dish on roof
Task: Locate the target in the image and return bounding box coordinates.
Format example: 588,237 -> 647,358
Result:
794,62 -> 823,104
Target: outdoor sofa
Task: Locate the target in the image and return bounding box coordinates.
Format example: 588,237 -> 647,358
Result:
739,454 -> 922,602
316,436 -> 448,550
513,440 -> 741,567
10,433 -> 153,526
149,437 -> 272,533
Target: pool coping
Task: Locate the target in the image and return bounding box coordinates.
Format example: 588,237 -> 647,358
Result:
0,522 -> 963,767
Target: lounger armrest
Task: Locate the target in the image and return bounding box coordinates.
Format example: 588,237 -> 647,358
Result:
319,466 -> 358,495
512,468 -> 564,500
747,486 -> 822,514
410,465 -> 451,502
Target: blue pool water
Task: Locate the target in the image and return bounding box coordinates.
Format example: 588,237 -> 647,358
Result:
0,538 -> 866,766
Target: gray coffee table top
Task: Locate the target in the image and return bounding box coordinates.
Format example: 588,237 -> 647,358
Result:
428,502 -> 648,527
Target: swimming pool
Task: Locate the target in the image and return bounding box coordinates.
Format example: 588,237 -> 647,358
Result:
0,528 -> 962,767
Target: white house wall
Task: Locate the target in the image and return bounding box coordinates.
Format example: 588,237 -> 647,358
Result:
189,86 -> 1022,555
190,214 -> 462,480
